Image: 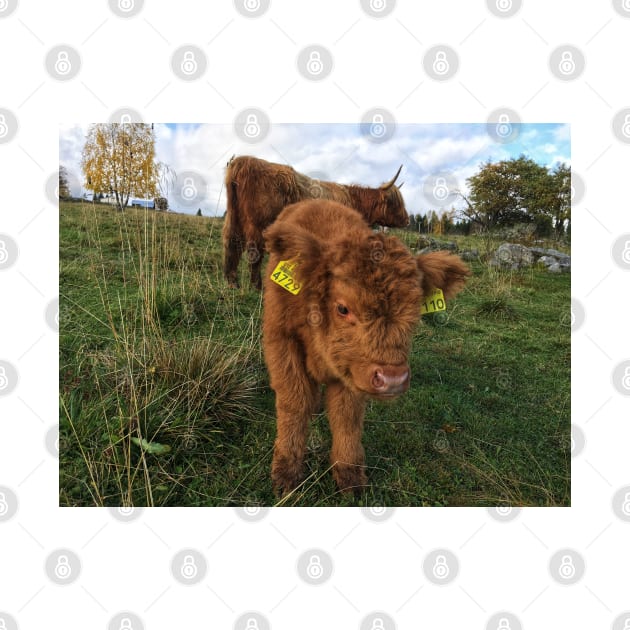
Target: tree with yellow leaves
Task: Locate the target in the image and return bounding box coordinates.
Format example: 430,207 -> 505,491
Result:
81,123 -> 158,212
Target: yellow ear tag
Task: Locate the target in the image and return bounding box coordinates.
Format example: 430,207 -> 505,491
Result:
270,259 -> 302,295
421,288 -> 446,314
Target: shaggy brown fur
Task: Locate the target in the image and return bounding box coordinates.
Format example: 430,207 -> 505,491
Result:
262,200 -> 470,496
223,155 -> 408,290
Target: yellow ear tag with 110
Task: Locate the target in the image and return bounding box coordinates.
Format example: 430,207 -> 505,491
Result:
421,288 -> 446,314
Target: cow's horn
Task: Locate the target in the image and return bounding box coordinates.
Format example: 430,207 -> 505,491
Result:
381,164 -> 403,189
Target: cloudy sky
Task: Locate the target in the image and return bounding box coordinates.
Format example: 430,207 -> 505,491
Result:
59,122 -> 570,217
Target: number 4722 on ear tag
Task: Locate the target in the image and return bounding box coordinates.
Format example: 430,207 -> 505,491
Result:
421,288 -> 446,314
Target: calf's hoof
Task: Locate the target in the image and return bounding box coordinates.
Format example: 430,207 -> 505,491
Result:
333,463 -> 368,495
271,453 -> 303,497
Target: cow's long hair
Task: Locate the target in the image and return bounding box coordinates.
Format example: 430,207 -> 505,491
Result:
222,155 -> 407,289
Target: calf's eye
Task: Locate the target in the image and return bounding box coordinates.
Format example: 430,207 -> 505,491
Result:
337,304 -> 350,316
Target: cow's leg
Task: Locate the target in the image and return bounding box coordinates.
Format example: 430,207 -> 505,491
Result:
248,246 -> 264,291
267,338 -> 319,496
326,382 -> 368,493
223,234 -> 243,288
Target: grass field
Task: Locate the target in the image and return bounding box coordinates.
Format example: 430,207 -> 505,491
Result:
59,201 -> 571,507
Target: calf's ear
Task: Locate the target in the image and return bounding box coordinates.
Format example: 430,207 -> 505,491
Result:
263,221 -> 324,265
416,251 -> 471,300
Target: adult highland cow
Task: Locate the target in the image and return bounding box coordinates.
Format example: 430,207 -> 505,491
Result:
223,155 -> 408,289
262,199 -> 470,496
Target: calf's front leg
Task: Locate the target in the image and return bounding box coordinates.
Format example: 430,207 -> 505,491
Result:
267,337 -> 319,497
326,381 -> 368,493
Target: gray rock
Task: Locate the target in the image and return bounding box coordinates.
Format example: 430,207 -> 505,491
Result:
490,243 -> 570,273
415,237 -> 458,254
460,249 -> 479,261
489,243 -> 535,269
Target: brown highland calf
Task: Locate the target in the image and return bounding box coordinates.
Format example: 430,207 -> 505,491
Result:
223,155 -> 408,290
262,199 -> 470,496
